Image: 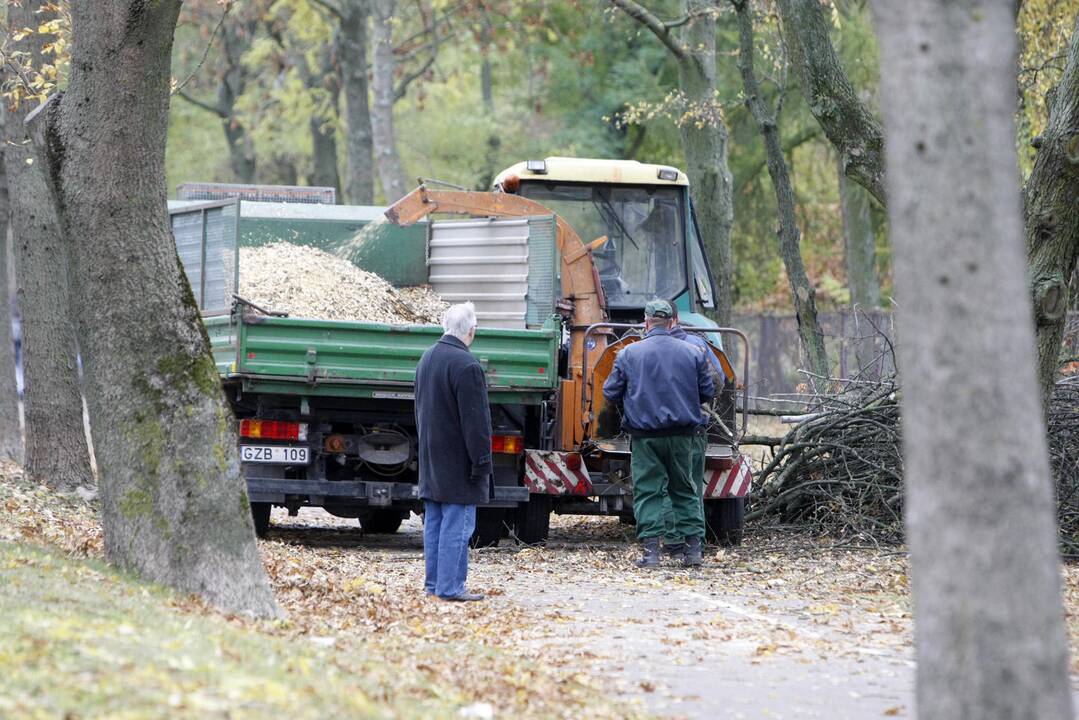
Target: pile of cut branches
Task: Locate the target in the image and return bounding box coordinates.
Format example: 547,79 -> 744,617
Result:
748,373 -> 1079,549
747,373 -> 905,542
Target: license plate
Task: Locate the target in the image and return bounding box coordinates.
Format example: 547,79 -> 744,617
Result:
240,445 -> 310,464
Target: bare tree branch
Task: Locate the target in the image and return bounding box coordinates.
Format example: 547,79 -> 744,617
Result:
176,89 -> 225,118
308,0 -> 345,21
609,0 -> 687,60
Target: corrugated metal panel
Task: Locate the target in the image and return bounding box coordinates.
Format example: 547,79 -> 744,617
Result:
526,215 -> 557,327
177,182 -> 335,204
169,200 -> 239,316
428,218 -> 530,329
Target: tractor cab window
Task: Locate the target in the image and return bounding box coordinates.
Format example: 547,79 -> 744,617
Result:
688,204 -> 716,309
519,182 -> 688,309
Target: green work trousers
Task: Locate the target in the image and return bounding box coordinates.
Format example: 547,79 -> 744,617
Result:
662,433 -> 707,543
632,434 -> 705,541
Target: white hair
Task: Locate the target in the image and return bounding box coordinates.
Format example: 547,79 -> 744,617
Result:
442,301 -> 477,340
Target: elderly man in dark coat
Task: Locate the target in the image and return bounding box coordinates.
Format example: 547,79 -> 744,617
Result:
415,301 -> 492,601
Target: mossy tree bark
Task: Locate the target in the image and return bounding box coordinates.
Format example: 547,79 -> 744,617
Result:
872,1 -> 1073,717
609,0 -> 734,325
0,120 -> 21,464
732,0 -> 830,384
3,0 -> 93,491
1025,11 -> 1079,400
29,1 -> 278,618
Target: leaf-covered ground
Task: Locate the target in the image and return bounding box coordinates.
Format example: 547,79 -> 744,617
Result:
4,461 -> 1079,718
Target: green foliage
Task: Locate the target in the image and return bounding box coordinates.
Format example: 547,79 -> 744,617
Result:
162,0 -> 1075,313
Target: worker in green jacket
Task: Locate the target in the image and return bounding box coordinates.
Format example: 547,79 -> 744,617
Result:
602,299 -> 716,567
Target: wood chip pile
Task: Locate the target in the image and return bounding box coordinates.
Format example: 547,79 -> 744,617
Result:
237,242 -> 447,323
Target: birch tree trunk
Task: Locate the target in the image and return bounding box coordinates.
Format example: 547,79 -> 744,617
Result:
871,1 -> 1073,717
733,0 -> 830,384
370,0 -> 408,203
30,1 -> 278,617
3,0 -> 91,486
0,123 -> 21,463
339,0 -> 375,204
1026,10 -> 1079,400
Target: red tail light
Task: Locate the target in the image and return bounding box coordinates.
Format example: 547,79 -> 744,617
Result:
240,419 -> 308,442
491,435 -> 524,454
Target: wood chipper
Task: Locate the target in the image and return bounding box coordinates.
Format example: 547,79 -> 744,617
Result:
384,157 -> 753,545
171,159 -> 752,545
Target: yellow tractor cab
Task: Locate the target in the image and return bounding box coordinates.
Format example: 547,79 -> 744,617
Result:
493,157 -> 719,330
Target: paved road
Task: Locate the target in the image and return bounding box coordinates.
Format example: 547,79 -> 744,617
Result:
270,509 -> 1079,720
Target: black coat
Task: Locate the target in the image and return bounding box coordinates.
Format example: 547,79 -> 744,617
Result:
415,335 -> 493,505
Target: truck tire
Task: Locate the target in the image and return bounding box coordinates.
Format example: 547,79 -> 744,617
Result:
471,508 -> 507,548
361,509 -> 405,534
618,513 -> 636,526
514,495 -> 551,544
251,503 -> 272,538
705,498 -> 745,547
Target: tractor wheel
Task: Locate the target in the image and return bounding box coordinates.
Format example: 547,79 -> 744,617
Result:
470,508 -> 507,548
361,509 -> 405,534
705,497 -> 745,547
514,495 -> 552,544
251,502 -> 272,538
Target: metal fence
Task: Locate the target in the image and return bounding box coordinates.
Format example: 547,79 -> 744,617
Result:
730,310 -> 1079,411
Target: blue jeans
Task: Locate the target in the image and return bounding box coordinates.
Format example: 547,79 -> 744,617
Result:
423,501 -> 476,598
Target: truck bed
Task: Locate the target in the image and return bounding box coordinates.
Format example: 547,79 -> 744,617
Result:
206,313 -> 559,402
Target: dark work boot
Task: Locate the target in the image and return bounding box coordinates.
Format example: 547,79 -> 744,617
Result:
636,538 -> 661,568
683,536 -> 703,567
663,539 -> 686,561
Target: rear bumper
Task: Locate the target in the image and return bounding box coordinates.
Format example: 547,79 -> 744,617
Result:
247,477 -> 529,507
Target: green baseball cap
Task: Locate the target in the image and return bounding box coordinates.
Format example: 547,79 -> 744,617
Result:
644,299 -> 673,319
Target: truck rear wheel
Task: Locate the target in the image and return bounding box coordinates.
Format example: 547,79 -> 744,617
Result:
361,509 -> 405,534
251,502 -> 272,538
705,498 -> 745,547
471,508 -> 507,548
514,495 -> 551,544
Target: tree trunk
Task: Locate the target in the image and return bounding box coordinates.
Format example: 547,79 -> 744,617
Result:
838,157 -> 880,311
476,14 -> 501,190
305,44 -> 343,197
217,18 -> 257,183
31,1 -> 278,618
4,0 -> 92,486
677,1 -> 734,326
370,0 -> 409,203
733,1 -> 829,384
1026,11 -> 1079,400
775,0 -> 886,205
609,0 -> 735,325
0,120 -> 21,463
339,0 -> 375,204
871,2 -> 1073,718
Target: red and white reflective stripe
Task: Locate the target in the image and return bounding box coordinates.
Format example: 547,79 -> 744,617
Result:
523,450 -> 593,496
704,454 -> 753,498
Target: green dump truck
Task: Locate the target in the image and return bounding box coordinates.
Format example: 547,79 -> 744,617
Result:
169,190 -> 567,543
170,161 -> 753,546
